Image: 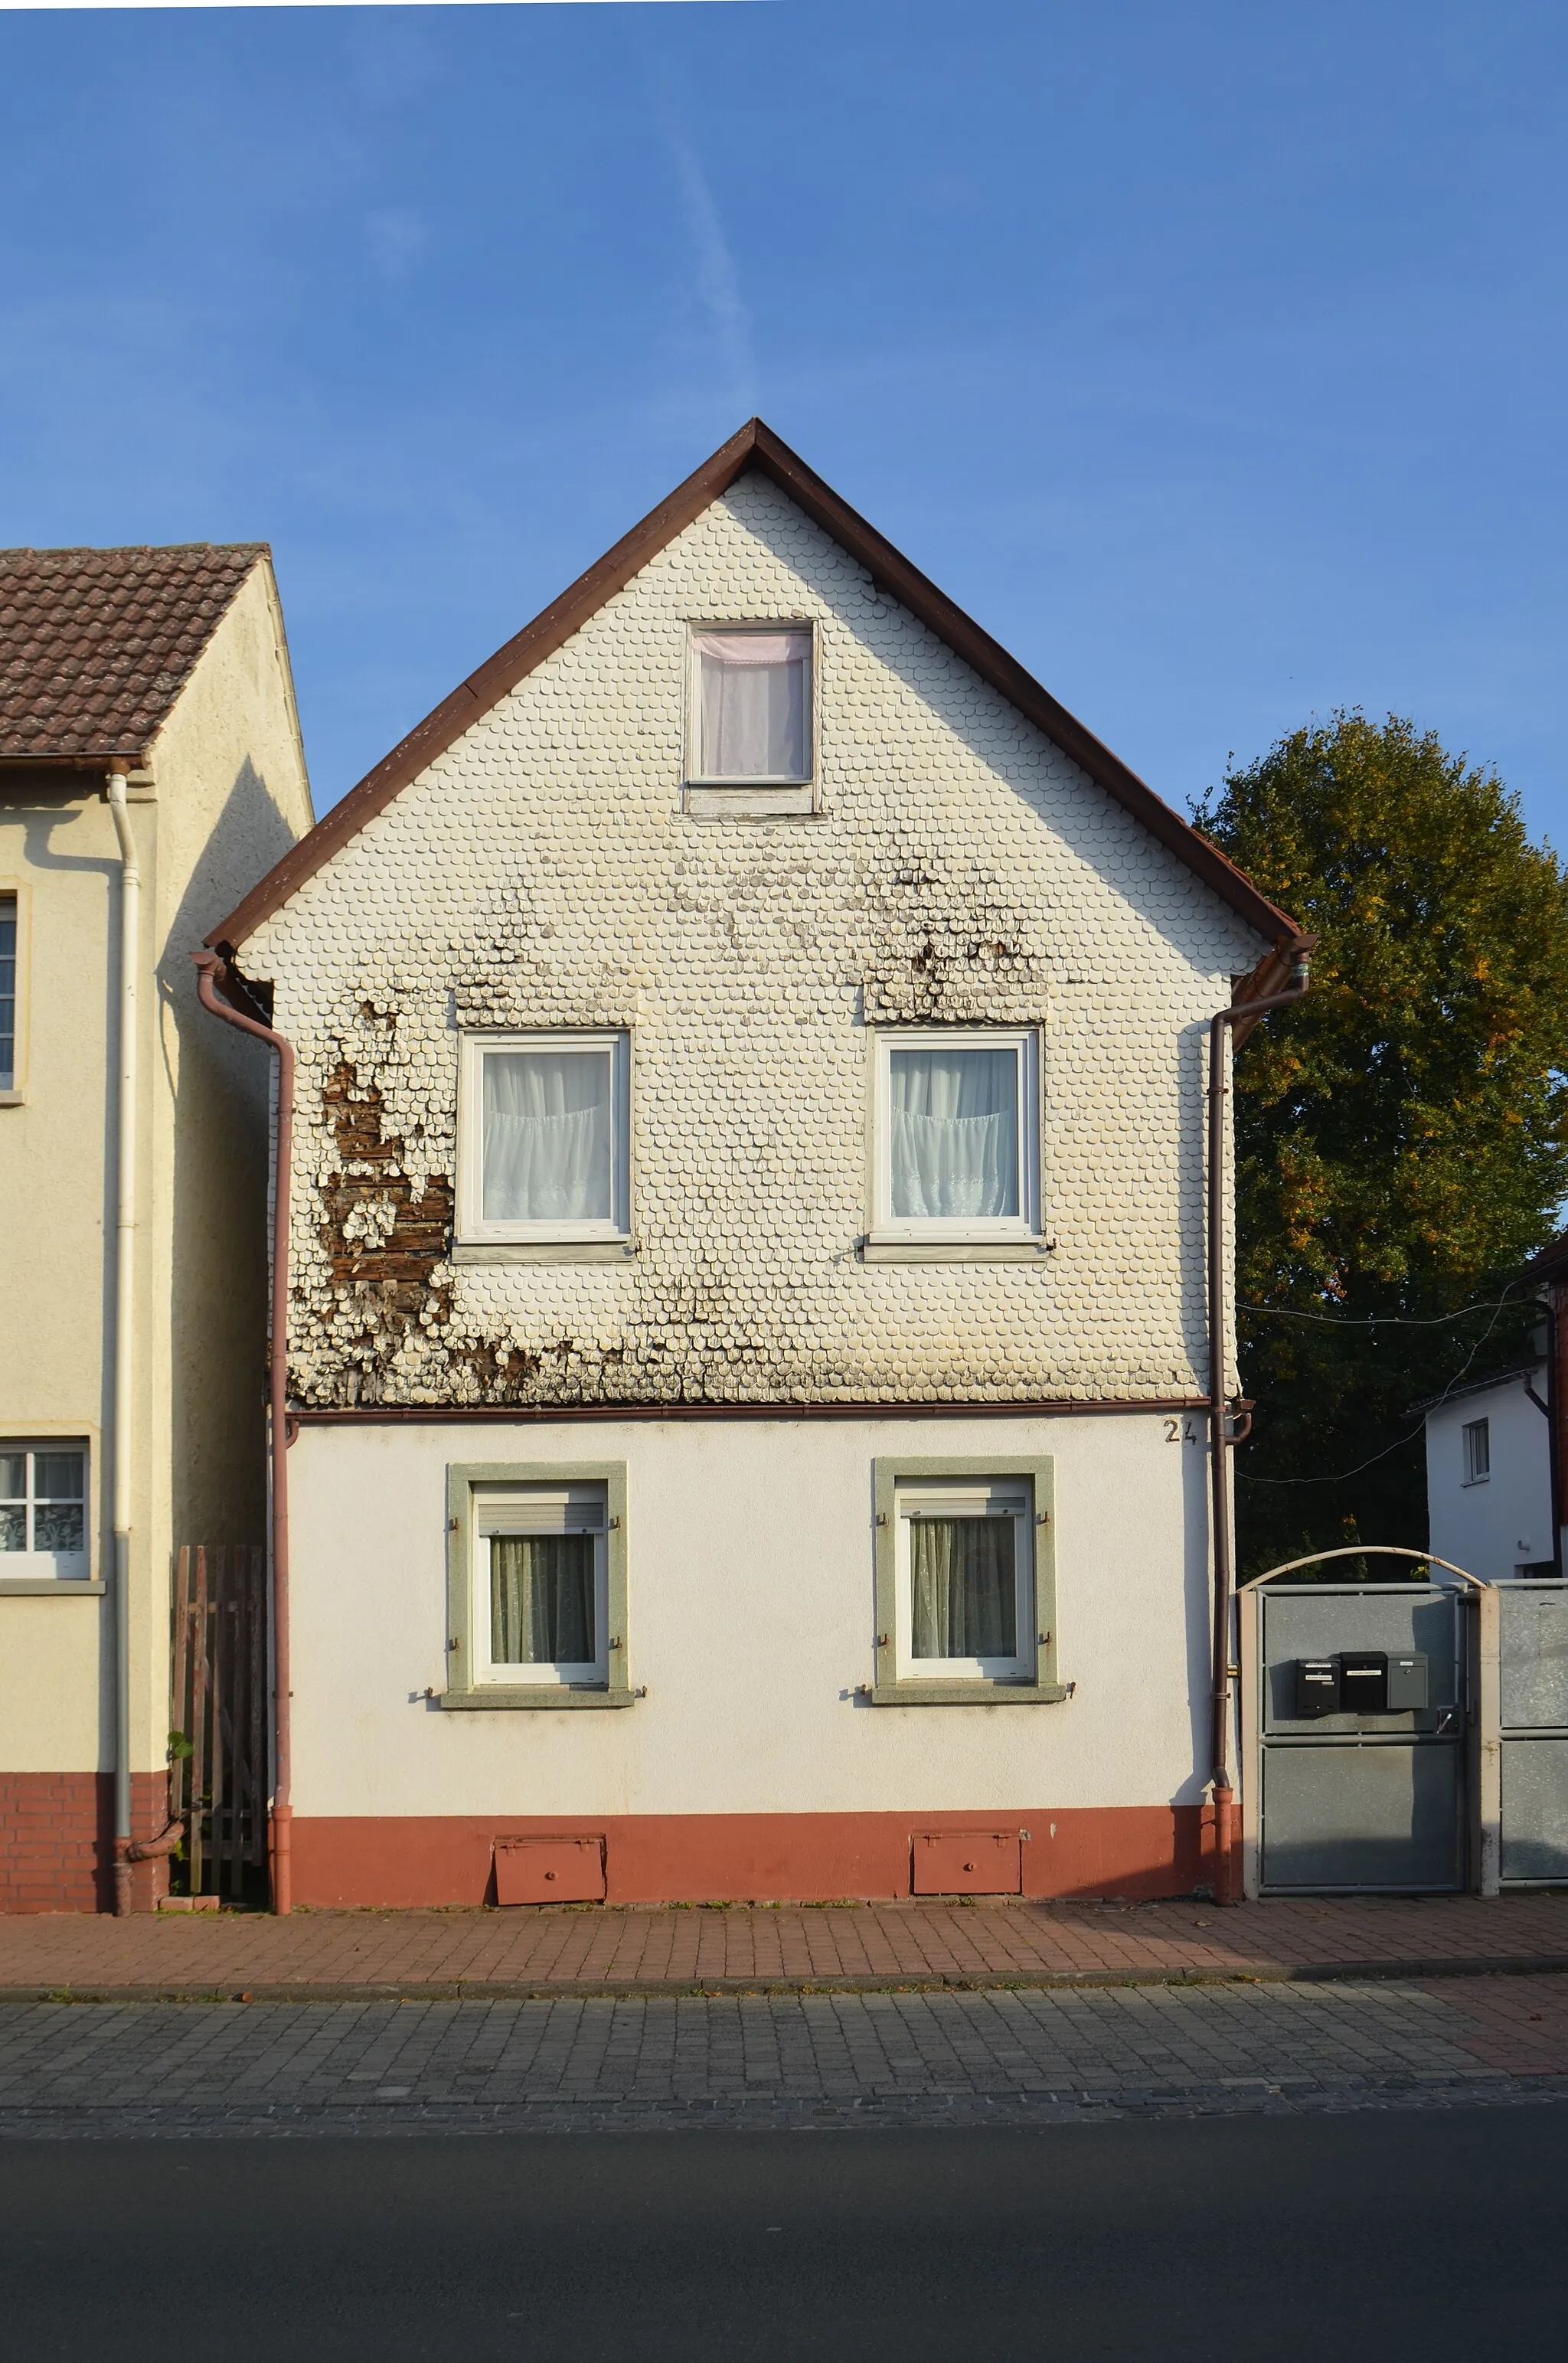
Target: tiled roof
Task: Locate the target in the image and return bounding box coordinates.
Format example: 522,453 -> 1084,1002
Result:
0,542 -> 266,762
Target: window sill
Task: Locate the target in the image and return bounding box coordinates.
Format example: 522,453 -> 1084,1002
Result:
0,1090 -> 24,1108
867,1678 -> 1070,1707
437,1684 -> 640,1711
450,1240 -> 637,1266
0,1578 -> 105,1596
1461,1476 -> 1491,1489
683,783 -> 815,821
860,1238 -> 1055,1264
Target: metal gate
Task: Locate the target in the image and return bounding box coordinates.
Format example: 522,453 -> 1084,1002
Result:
1496,1582 -> 1568,1885
1241,1582 -> 1470,1896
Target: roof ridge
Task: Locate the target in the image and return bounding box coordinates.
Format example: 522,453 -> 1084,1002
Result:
205,420 -> 1300,953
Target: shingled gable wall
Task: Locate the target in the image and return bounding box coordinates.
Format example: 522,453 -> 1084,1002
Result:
244,472 -> 1266,1412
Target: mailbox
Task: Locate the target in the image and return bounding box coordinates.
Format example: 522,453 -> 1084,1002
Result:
1339,1650 -> 1389,1714
1294,1659 -> 1341,1717
1386,1651 -> 1429,1711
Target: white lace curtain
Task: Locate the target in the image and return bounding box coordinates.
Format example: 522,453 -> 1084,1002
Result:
889,1046 -> 1018,1220
482,1050 -> 611,1224
695,631 -> 809,779
910,1517 -> 1017,1659
490,1534 -> 595,1665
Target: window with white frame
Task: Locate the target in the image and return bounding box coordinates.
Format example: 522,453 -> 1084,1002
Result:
1,1443 -> 89,1578
0,895 -> 16,1091
894,1476 -> 1034,1683
458,1031 -> 629,1244
689,627 -> 812,783
1462,1417 -> 1491,1485
473,1482 -> 609,1686
871,1029 -> 1040,1242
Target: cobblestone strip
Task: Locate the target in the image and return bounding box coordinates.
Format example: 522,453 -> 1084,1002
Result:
1,1980 -> 1565,2136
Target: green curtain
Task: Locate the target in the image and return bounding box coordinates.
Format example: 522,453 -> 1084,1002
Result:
490,1534 -> 595,1665
911,1517 -> 1015,1659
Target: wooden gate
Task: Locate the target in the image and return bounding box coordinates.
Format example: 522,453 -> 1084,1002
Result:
170,1546 -> 268,1900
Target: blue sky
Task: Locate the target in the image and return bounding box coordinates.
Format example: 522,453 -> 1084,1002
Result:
2,0 -> 1564,847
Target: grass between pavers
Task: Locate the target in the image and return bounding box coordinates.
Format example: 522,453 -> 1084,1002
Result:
6,1954 -> 1568,2005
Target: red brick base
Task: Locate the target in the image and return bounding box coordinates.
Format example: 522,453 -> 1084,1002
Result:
291,1805 -> 1212,1909
0,1773 -> 175,1914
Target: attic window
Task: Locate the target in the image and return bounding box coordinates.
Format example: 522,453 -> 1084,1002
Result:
691,629 -> 812,783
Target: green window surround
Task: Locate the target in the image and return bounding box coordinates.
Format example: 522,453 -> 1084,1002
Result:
869,1454 -> 1066,1706
442,1459 -> 635,1709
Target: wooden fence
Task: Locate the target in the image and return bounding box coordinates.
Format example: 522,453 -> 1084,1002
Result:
170,1546 -> 268,1900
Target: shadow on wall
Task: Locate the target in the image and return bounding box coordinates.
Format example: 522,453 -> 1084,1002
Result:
159,756 -> 302,1552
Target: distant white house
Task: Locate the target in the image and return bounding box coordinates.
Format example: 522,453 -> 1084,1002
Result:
1421,1363 -> 1555,1584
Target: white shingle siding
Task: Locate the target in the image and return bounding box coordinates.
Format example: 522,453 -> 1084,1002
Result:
249,476 -> 1265,1409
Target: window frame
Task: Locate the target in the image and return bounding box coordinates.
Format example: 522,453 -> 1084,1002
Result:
1462,1417 -> 1491,1486
870,1456 -> 1064,1706
0,881 -> 29,1105
684,621 -> 816,789
442,1460 -> 635,1710
0,1437 -> 92,1587
456,1030 -> 631,1250
867,1027 -> 1043,1247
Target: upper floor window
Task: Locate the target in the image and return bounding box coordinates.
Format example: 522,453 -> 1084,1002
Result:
457,1031 -> 630,1246
871,1029 -> 1040,1244
0,895 -> 16,1092
1462,1417 -> 1491,1485
1,1443 -> 88,1578
690,628 -> 812,783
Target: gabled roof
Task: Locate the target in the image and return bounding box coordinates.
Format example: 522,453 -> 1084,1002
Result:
0,542 -> 269,765
207,420 -> 1302,955
1528,1229 -> 1568,1286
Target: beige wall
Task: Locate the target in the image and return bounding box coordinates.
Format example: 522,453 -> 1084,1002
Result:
0,558 -> 312,1785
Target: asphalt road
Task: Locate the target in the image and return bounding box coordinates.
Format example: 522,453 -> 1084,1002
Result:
5,2106 -> 1564,2362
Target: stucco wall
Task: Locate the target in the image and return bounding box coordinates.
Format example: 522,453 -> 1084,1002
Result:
287,1410 -> 1213,1822
1425,1375 -> 1555,1584
0,557 -> 312,1808
245,474 -> 1266,1412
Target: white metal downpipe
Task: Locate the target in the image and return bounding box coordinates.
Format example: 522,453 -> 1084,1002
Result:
106,770 -> 139,1916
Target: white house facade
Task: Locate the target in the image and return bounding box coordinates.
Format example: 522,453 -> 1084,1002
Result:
205,422 -> 1303,1908
1423,1366 -> 1557,1587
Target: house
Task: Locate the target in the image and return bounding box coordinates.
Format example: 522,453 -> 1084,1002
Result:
1,544 -> 314,1912
1421,1234 -> 1566,1585
201,420 -> 1304,1911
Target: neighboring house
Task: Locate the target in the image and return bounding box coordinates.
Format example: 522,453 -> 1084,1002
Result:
1419,1231 -> 1567,1587
0,544 -> 314,1912
203,420 -> 1302,1911
1421,1365 -> 1556,1585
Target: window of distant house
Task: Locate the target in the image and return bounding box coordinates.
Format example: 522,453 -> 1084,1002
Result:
689,628 -> 812,783
870,1029 -> 1040,1244
0,1444 -> 89,1578
0,895 -> 16,1092
473,1482 -> 609,1688
1462,1418 -> 1491,1485
457,1032 -> 630,1246
893,1476 -> 1035,1685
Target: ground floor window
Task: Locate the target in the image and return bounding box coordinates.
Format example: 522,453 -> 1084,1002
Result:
443,1459 -> 632,1709
0,1443 -> 88,1579
896,1476 -> 1034,1682
475,1484 -> 609,1685
871,1455 -> 1060,1704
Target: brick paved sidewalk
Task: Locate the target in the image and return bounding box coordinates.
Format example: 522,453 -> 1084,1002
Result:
2,1976 -> 1566,2137
3,1891 -> 1568,2001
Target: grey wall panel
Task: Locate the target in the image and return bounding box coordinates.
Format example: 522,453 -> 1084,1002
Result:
1260,1590 -> 1460,1737
1501,1738 -> 1568,1883
1499,1589 -> 1568,1733
1260,1742 -> 1463,1891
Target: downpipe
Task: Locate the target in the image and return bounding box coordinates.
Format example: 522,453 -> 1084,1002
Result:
1207,948 -> 1312,1904
106,773 -> 139,1917
193,949 -> 296,1914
